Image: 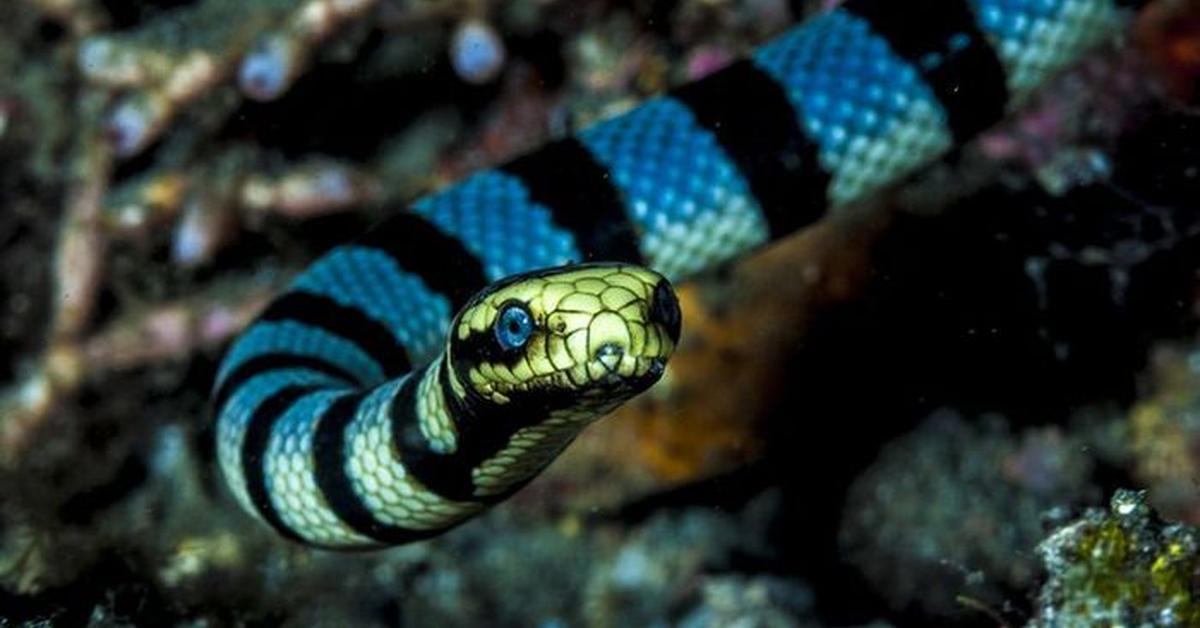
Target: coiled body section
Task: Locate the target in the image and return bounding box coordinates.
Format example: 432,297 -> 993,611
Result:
213,0 -> 1139,547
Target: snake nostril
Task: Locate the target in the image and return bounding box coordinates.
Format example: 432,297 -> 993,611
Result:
649,280 -> 681,343
595,343 -> 623,372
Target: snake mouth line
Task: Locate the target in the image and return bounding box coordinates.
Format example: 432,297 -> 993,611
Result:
483,353 -> 669,397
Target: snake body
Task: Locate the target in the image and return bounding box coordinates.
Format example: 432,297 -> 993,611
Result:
214,0 -> 1144,548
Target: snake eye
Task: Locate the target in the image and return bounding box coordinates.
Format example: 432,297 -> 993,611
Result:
494,302 -> 534,351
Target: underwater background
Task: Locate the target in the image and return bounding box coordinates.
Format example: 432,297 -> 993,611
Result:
2,0 -> 1200,625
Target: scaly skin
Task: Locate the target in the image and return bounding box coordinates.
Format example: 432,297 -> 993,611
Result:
214,0 -> 1149,548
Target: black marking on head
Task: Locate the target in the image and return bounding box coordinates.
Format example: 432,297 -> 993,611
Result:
451,306 -> 538,370
241,385 -> 322,544
212,353 -> 358,415
259,291 -> 412,378
842,0 -> 1009,143
389,361 -> 573,502
358,212 -> 489,311
501,138 -> 645,264
311,389 -> 449,545
671,59 -> 830,239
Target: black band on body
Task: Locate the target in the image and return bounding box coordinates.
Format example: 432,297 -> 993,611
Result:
671,59 -> 831,239
258,291 -> 412,378
311,390 -> 447,545
241,385 -> 322,544
212,353 -> 357,414
388,367 -> 477,501
358,212 -> 490,311
842,0 -> 1009,143
502,138 -> 645,264
390,361 -> 572,502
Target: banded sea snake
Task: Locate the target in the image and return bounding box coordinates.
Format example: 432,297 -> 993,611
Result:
214,0 -> 1152,548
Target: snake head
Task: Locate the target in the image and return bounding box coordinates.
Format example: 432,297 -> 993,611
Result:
447,263 -> 680,414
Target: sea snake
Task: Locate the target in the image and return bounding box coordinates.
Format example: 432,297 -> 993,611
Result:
213,0 -> 1149,548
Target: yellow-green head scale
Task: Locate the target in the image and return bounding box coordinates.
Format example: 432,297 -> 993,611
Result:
418,263 -> 680,501
448,263 -> 680,417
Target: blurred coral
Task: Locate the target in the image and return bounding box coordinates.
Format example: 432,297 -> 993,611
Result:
1129,342 -> 1200,523
839,410 -> 1099,618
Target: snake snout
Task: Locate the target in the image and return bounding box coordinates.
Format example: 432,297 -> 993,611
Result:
649,280 -> 681,343
644,357 -> 666,379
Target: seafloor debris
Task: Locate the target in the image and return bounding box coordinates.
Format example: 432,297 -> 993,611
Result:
1029,488 -> 1200,627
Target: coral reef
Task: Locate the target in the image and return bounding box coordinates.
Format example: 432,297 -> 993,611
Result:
1029,489 -> 1200,627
